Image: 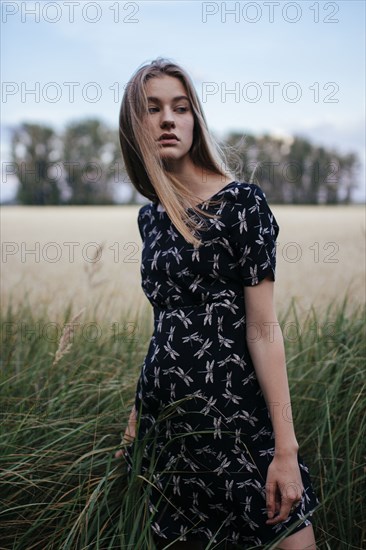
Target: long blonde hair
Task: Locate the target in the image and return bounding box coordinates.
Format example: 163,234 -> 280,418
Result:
119,57 -> 237,247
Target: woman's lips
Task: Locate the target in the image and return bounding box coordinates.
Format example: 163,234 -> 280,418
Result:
159,138 -> 179,145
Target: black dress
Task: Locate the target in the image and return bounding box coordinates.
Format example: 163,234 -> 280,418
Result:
124,181 -> 319,548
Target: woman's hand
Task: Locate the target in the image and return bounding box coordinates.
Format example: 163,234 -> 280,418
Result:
265,451 -> 303,525
115,405 -> 137,459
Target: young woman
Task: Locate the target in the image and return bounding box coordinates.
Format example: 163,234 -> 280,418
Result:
117,57 -> 319,549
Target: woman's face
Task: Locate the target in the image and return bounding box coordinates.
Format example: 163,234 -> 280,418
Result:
144,75 -> 195,168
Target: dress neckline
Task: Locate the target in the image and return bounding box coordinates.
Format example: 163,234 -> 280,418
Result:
153,180 -> 237,213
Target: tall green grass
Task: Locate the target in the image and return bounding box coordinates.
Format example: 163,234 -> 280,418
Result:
0,291 -> 365,549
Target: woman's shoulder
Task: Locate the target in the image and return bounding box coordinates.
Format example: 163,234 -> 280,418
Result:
222,181 -> 279,232
221,181 -> 269,207
137,203 -> 154,240
137,202 -> 155,223
138,202 -> 152,214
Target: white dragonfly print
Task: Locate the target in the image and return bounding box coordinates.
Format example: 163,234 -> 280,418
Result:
197,360 -> 215,384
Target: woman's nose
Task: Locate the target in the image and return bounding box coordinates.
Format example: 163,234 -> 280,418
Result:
161,120 -> 175,129
160,108 -> 176,127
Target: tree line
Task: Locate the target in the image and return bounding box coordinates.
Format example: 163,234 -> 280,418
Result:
7,118 -> 360,205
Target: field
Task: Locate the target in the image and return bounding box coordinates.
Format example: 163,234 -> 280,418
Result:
1,205 -> 365,549
1,205 -> 365,323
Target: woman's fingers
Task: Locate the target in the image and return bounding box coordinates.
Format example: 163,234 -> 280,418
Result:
266,481 -> 276,519
265,456 -> 304,525
115,435 -> 136,460
266,482 -> 303,525
115,407 -> 137,460
266,493 -> 293,524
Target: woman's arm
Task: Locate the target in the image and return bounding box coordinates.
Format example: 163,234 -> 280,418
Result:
123,404 -> 137,442
244,275 -> 303,524
244,276 -> 299,451
115,404 -> 137,459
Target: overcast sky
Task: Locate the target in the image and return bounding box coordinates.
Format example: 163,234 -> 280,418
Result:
1,0 -> 365,202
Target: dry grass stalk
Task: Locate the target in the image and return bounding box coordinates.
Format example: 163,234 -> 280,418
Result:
52,307 -> 86,367
83,241 -> 108,288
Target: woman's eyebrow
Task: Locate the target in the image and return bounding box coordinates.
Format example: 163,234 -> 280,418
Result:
147,95 -> 189,103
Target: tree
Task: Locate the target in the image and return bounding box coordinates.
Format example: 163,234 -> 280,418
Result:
8,121 -> 360,206
11,123 -> 61,205
224,131 -> 360,204
62,118 -> 117,205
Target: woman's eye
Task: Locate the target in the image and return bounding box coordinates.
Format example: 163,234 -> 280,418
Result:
147,106 -> 189,114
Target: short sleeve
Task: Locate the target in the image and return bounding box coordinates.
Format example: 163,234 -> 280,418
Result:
137,205 -> 148,241
228,183 -> 280,286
